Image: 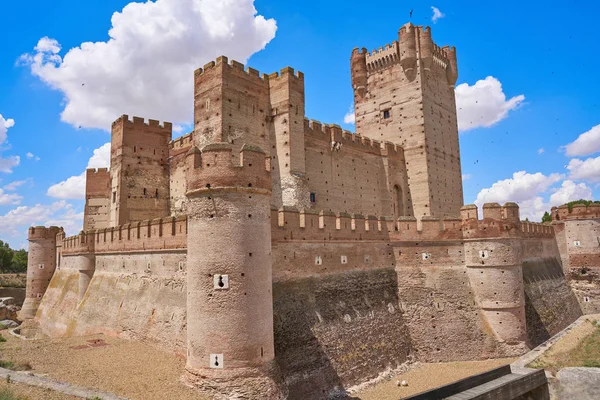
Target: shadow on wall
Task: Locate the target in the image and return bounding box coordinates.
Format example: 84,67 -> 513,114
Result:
272,268 -> 411,399
523,257 -> 583,348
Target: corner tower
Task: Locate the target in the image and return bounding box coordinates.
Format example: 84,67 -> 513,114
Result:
351,23 -> 462,218
20,226 -> 62,320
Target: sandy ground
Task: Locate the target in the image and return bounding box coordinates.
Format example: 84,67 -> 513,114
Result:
0,333 -> 204,400
354,358 -> 516,400
0,381 -> 77,400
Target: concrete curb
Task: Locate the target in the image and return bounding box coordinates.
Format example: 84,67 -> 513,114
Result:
0,367 -> 128,400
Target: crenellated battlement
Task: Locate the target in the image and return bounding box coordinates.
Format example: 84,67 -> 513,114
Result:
194,56 -> 303,84
86,168 -> 108,174
365,41 -> 400,72
28,226 -> 62,241
185,143 -> 271,194
169,133 -> 193,150
111,114 -> 173,131
552,204 -> 600,221
62,216 -> 187,255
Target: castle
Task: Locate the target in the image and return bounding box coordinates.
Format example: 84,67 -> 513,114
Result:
19,22 -> 599,399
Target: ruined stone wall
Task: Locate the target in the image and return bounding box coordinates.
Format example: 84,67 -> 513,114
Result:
109,115 -> 172,227
83,168 -> 110,231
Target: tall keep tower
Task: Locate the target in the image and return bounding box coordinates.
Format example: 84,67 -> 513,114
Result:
351,23 -> 462,218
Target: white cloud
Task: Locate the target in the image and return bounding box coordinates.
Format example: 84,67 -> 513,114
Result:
20,0 -> 277,131
566,156 -> 600,182
0,114 -> 15,145
47,142 -> 111,199
549,180 -> 592,206
455,76 -> 525,132
343,104 -> 355,125
25,152 -> 40,161
563,124 -> 600,157
431,6 -> 445,23
475,171 -> 562,220
538,148 -> 544,155
462,173 -> 472,181
3,180 -> 27,191
0,189 -> 22,206
0,114 -> 20,173
0,200 -> 83,243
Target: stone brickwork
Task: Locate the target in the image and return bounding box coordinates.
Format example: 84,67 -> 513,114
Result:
23,21 -> 597,400
83,168 -> 110,231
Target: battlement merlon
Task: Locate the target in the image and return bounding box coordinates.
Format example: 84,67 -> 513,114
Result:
28,226 -> 62,241
185,142 -> 272,195
194,56 -> 303,82
111,114 -> 173,132
552,203 -> 600,221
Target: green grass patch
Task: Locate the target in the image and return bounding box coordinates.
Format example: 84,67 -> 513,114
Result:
0,387 -> 25,400
0,275 -> 26,289
528,325 -> 600,373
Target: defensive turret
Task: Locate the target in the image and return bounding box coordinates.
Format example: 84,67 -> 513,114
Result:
350,47 -> 368,101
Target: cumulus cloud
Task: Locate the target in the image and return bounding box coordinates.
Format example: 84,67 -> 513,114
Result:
47,143 -> 111,199
3,180 -> 27,191
549,180 -> 592,206
0,200 -> 83,244
455,76 -> 525,132
474,171 -> 593,221
563,124 -> 600,157
20,0 -> 277,131
0,114 -> 20,173
566,156 -> 600,182
343,104 -> 355,125
431,6 -> 445,23
474,171 -> 562,220
0,189 -> 23,206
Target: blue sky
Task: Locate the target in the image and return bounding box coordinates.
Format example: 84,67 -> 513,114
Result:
1,0 -> 599,248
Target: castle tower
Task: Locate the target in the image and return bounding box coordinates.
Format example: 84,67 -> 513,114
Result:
83,168 -> 111,231
351,23 -> 462,218
461,203 -> 527,346
193,56 -> 271,156
267,67 -> 310,208
20,226 -> 62,320
183,143 -> 280,398
109,115 -> 172,227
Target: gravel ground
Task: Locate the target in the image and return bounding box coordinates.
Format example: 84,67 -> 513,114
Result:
354,357 -> 516,399
0,333 -> 205,400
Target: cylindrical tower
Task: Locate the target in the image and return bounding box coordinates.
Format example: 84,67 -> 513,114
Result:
350,47 -> 368,101
462,203 -> 527,346
444,46 -> 458,86
418,26 -> 433,71
20,226 -> 61,320
183,143 -> 282,398
399,23 -> 417,73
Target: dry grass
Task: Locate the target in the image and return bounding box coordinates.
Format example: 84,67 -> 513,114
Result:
354,357 -> 516,399
0,333 -> 204,400
0,275 -> 25,289
528,318 -> 600,374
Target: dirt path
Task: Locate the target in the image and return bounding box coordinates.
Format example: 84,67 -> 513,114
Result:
354,358 -> 516,399
0,333 -> 205,400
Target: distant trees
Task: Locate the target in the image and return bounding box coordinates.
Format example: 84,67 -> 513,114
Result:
540,199 -> 600,222
0,241 -> 28,273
